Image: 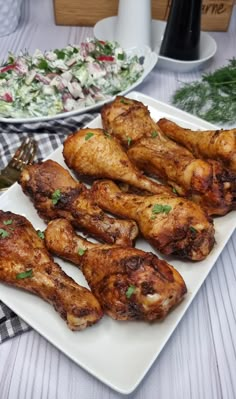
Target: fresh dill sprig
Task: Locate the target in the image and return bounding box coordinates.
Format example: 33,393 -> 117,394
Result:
172,59 -> 236,125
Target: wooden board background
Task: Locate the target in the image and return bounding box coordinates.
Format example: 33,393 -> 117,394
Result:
53,0 -> 234,31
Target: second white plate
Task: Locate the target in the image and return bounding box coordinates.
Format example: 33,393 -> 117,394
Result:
0,47 -> 157,124
94,17 -> 217,73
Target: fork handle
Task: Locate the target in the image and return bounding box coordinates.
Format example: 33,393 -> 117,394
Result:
0,174 -> 14,190
0,167 -> 21,181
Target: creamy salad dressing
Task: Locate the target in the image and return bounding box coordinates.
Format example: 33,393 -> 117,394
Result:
0,39 -> 144,118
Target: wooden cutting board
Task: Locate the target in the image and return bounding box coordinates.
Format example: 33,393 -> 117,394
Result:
53,0 -> 234,31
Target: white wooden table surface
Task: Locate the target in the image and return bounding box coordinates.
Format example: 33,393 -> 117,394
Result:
0,1 -> 235,398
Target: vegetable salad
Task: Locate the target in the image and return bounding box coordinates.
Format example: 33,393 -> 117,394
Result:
0,39 -> 144,118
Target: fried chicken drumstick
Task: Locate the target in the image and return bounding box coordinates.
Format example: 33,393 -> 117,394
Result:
102,96 -> 155,148
128,133 -> 234,216
91,180 -> 215,261
127,125 -> 212,196
45,218 -> 187,321
0,210 -> 103,330
101,96 -> 235,215
19,160 -> 138,247
158,118 -> 236,174
63,128 -> 172,195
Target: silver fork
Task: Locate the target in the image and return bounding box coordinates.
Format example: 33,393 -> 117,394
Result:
0,138 -> 37,191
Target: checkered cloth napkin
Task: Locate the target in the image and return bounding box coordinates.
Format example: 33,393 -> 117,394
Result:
0,111 -> 98,344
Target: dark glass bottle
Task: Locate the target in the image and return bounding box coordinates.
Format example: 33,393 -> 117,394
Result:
160,0 -> 202,61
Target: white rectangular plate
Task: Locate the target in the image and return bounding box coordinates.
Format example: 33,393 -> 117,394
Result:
0,91 -> 235,394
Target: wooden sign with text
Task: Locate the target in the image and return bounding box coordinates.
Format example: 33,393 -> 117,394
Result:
54,0 -> 234,31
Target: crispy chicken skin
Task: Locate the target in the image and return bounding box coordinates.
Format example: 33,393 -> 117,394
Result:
158,118 -> 236,174
19,160 -> 138,247
101,96 -> 235,215
101,96 -> 156,148
0,210 -> 103,330
91,180 -> 215,261
45,218 -> 187,321
63,128 -> 172,195
128,134 -> 234,216
127,126 -> 214,195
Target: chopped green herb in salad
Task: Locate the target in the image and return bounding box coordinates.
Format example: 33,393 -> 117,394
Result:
0,39 -> 144,118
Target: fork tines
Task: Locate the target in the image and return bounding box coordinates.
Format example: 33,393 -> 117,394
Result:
10,138 -> 37,171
